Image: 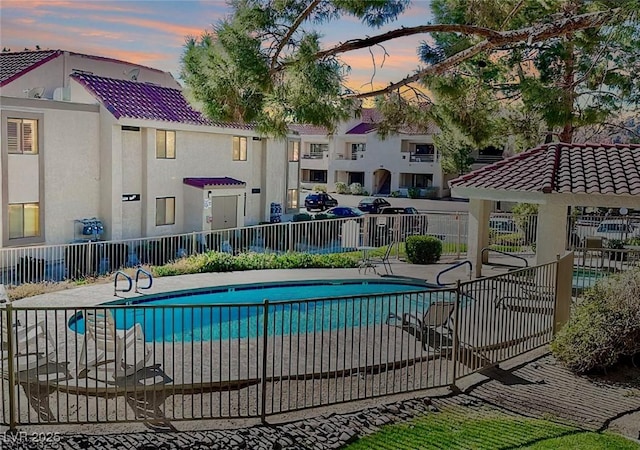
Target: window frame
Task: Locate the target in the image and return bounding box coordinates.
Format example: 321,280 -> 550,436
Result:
7,118 -> 38,155
288,140 -> 300,162
286,189 -> 299,210
155,197 -> 176,226
233,136 -> 248,161
155,130 -> 176,159
8,202 -> 40,240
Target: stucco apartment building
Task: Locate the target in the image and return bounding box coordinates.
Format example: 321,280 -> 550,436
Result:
293,109 -> 455,198
0,50 -> 299,248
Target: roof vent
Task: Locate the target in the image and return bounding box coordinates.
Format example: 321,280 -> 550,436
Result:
53,86 -> 70,101
25,87 -> 45,99
125,68 -> 140,81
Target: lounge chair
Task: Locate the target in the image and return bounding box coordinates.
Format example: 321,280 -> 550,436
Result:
78,309 -> 151,379
370,242 -> 395,275
386,301 -> 456,350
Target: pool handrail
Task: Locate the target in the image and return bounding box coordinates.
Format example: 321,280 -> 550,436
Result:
481,247 -> 529,269
135,268 -> 153,293
114,270 -> 133,296
436,260 -> 472,286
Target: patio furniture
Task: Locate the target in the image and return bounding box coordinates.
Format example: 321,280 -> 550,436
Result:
369,242 -> 395,275
386,301 -> 456,350
78,309 -> 151,379
357,246 -> 378,274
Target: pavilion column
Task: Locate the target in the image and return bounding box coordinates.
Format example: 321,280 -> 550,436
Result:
467,198 -> 491,278
535,202 -> 568,265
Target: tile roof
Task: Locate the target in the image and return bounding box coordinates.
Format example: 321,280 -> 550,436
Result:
345,122 -> 378,134
0,50 -> 61,86
72,73 -> 255,129
450,143 -> 640,196
289,124 -> 330,135
183,177 -> 246,188
72,73 -> 210,125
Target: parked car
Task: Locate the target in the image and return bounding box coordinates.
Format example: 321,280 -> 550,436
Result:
325,206 -> 364,218
304,193 -> 338,212
592,220 -> 640,243
357,197 -> 391,214
489,217 -> 518,234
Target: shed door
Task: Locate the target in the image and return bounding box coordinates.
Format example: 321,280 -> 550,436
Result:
211,196 -> 237,230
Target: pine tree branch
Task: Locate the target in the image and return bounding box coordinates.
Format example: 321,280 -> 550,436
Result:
270,0 -> 321,70
343,8 -> 618,99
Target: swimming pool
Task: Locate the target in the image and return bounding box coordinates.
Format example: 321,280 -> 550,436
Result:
70,279 -> 450,343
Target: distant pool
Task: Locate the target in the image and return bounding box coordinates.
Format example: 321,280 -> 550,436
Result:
70,279 -> 451,342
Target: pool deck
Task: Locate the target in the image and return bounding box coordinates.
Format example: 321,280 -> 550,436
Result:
6,256 -> 554,424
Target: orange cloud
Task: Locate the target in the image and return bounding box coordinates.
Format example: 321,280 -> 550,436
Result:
94,15 -> 209,42
1,1 -> 144,14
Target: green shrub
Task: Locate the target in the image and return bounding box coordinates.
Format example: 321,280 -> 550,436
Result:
313,184 -> 327,193
335,182 -> 349,194
626,237 -> 640,246
408,187 -> 420,199
314,213 -> 330,220
152,251 -> 358,277
293,212 -> 312,222
551,268 -> 640,374
390,191 -> 401,198
405,236 -> 442,264
349,182 -> 363,195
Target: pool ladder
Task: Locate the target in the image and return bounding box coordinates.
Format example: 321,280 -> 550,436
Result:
436,260 -> 472,287
114,268 -> 153,296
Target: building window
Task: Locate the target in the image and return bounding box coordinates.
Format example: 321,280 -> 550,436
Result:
8,203 -> 40,239
287,189 -> 298,209
7,118 -> 38,154
233,136 -> 247,161
156,197 -> 175,226
288,140 -> 300,162
350,143 -> 365,160
309,143 -> 327,159
156,130 -> 176,159
309,170 -> 327,183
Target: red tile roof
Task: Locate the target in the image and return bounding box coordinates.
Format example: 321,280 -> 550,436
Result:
450,143 -> 640,196
0,50 -> 60,86
289,124 -> 330,135
345,122 -> 378,134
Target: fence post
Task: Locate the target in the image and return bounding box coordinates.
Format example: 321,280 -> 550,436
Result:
456,213 -> 462,260
260,299 -> 269,423
287,222 -> 294,253
450,281 -> 461,393
553,252 -> 574,334
5,304 -> 17,431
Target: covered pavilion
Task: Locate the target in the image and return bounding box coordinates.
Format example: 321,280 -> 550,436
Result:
450,142 -> 640,277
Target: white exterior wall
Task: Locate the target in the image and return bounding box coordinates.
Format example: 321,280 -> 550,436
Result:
1,98 -> 101,246
299,130 -> 444,195
263,139 -> 287,219
1,51 -> 178,100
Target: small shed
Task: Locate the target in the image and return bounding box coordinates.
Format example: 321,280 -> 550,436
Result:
450,143 -> 640,277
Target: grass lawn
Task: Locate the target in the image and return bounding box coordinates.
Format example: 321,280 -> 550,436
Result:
346,407 -> 639,450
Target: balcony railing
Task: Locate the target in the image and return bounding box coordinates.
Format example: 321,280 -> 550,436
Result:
409,153 -> 435,162
302,153 -> 324,159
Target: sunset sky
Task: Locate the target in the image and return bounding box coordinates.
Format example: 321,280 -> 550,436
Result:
0,0 -> 433,92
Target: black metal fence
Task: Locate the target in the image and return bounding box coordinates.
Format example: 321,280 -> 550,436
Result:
0,259 -> 565,428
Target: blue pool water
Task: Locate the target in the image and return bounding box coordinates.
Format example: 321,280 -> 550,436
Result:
70,280 -> 449,343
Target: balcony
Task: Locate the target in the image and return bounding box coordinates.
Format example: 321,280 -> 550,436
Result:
302,153 -> 324,159
409,153 -> 435,163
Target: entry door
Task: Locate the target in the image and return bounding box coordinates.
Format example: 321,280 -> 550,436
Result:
211,196 -> 238,230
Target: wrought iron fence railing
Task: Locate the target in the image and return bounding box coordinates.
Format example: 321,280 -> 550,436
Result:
0,257 -> 569,428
